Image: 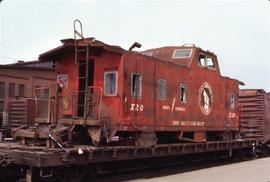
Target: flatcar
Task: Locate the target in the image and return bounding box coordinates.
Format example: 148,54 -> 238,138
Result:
1,21 -> 270,182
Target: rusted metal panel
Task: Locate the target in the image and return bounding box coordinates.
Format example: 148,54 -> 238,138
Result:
239,89 -> 270,141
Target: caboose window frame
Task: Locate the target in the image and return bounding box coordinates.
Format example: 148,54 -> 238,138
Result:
172,49 -> 193,59
197,54 -> 216,70
180,83 -> 187,103
131,73 -> 142,99
104,71 -> 118,96
157,79 -> 166,101
230,93 -> 235,109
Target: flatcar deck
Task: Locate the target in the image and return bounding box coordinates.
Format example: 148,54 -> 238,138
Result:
0,139 -> 258,168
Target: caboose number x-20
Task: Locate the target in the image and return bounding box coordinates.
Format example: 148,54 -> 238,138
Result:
12,20 -> 242,148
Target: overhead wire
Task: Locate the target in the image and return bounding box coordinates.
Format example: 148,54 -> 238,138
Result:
0,45 -> 33,57
0,40 -> 36,62
0,41 -> 36,64
0,55 -> 18,61
0,55 -> 18,64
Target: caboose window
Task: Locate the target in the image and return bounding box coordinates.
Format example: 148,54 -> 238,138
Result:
207,57 -> 214,67
230,93 -> 235,109
180,83 -> 187,103
198,54 -> 215,69
131,73 -> 142,99
172,49 -> 192,58
198,54 -> 207,67
104,71 -> 118,96
158,79 -> 166,101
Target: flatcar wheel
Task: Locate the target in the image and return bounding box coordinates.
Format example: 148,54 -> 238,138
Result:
54,166 -> 87,182
24,167 -> 57,182
0,176 -> 22,182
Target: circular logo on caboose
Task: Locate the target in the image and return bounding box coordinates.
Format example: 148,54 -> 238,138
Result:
199,82 -> 213,115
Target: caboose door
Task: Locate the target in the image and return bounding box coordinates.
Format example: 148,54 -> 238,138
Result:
122,55 -> 155,131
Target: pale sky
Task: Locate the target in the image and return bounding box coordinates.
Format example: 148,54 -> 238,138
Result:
0,0 -> 270,91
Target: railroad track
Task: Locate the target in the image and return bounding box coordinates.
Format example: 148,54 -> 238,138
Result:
89,152 -> 255,182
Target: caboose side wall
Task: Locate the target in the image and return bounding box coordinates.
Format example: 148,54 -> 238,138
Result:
191,50 -> 239,132
223,78 -> 239,130
55,49 -> 123,122
188,51 -> 221,130
93,51 -> 122,125
119,49 -> 239,134
55,52 -> 77,117
121,53 -> 156,129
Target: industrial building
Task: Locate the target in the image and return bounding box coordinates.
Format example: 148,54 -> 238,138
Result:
0,62 -> 56,128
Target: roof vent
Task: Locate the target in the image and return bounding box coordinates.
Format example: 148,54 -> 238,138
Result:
182,43 -> 195,47
129,42 -> 142,51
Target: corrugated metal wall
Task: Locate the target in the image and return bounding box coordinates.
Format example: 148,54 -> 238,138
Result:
239,89 -> 270,142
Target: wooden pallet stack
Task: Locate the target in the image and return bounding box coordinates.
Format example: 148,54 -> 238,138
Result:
8,99 -> 28,128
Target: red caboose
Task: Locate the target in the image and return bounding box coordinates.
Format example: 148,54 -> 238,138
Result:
39,37 -> 242,145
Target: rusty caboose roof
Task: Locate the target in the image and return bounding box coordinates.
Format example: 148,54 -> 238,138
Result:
40,38 -> 215,68
140,45 -> 217,68
39,38 -> 126,61
38,38 -> 244,85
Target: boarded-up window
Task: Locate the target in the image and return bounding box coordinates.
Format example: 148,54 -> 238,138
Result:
230,93 -> 235,109
180,83 -> 187,103
0,82 -> 4,98
9,83 -> 15,98
19,84 -> 25,97
104,71 -> 118,96
158,79 -> 166,101
131,73 -> 142,98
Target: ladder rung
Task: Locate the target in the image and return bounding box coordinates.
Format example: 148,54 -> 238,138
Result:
77,49 -> 87,52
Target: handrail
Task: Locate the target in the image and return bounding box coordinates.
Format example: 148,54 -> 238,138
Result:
87,86 -> 103,121
73,19 -> 84,40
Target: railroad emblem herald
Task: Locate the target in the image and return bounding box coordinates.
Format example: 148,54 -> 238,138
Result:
199,82 -> 213,115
